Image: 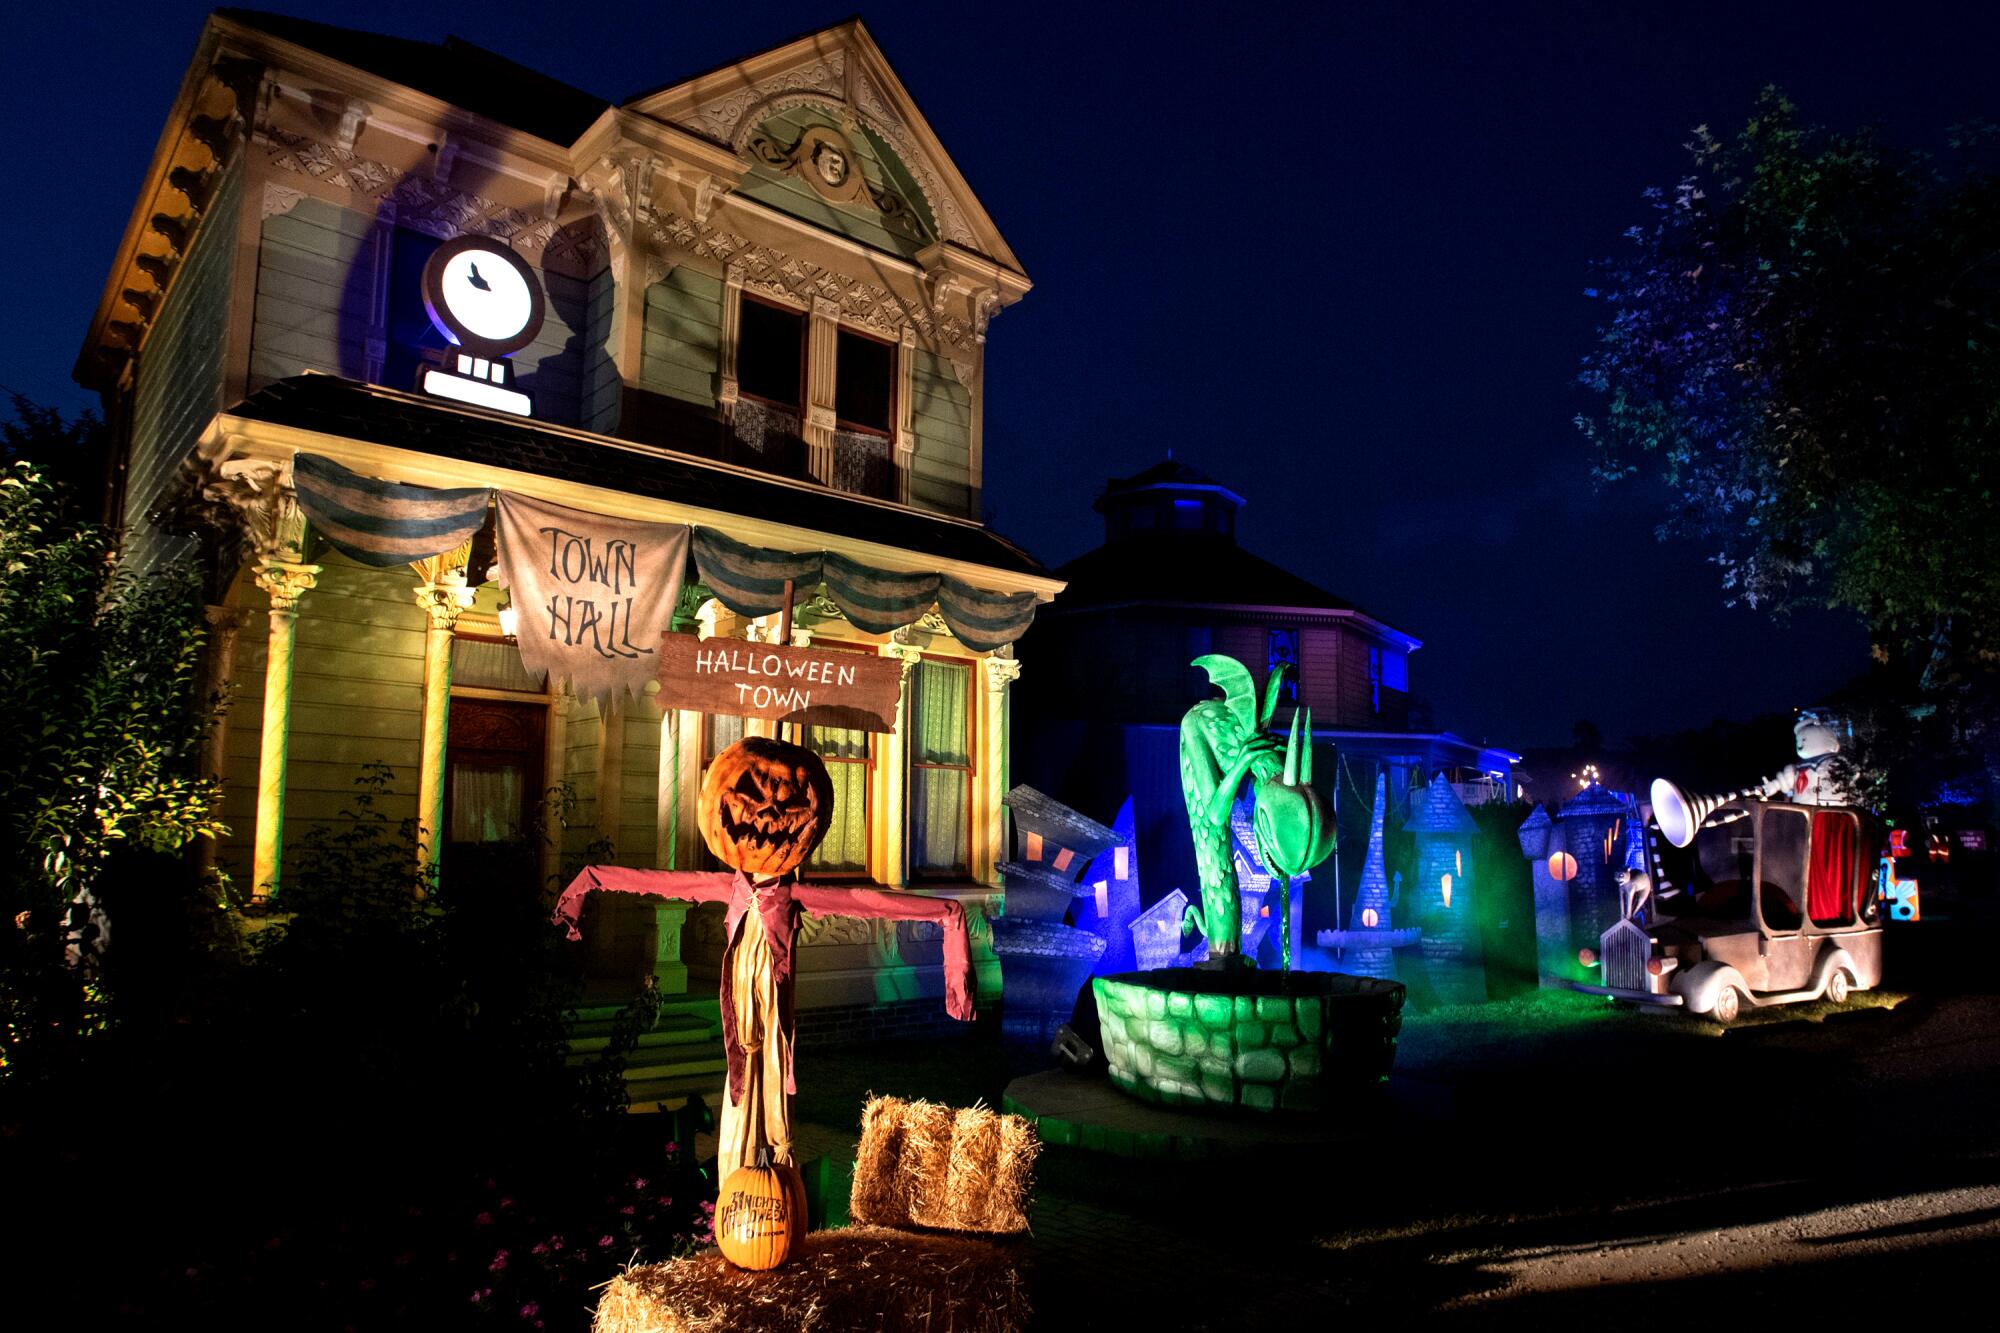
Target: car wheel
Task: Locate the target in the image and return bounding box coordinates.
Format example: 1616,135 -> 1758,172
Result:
1711,985 -> 1741,1024
1825,969 -> 1850,1005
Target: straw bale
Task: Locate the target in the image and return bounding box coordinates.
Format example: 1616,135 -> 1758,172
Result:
849,1096 -> 1039,1236
592,1226 -> 1028,1333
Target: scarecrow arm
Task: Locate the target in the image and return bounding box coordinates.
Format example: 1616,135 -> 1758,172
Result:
795,886 -> 978,1022
553,866 -> 737,941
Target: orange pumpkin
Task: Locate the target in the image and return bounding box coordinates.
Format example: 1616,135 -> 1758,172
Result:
699,737 -> 835,878
715,1148 -> 804,1270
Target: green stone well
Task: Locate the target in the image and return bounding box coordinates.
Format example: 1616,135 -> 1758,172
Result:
1092,968 -> 1405,1114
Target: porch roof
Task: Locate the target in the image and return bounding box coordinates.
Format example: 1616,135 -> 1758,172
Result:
219,373 -> 1054,589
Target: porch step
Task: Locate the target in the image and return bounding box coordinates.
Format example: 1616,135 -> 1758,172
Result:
566,995 -> 725,1115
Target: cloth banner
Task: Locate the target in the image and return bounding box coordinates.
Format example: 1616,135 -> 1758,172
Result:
937,576 -> 1039,652
292,453 -> 491,568
496,493 -> 689,707
690,526 -> 1037,648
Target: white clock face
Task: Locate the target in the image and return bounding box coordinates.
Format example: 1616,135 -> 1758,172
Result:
437,247 -> 535,343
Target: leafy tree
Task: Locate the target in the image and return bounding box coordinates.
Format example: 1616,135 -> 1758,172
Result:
0,414 -> 225,1082
1578,90 -> 1999,681
1577,90 -> 2000,811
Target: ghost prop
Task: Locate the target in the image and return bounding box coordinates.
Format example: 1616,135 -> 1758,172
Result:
1756,712 -> 1854,807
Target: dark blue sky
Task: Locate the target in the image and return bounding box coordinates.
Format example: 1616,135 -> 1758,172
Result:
8,1 -> 1992,748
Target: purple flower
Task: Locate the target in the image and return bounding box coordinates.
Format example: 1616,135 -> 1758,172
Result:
520,1303 -> 539,1319
530,1243 -> 548,1257
489,1251 -> 509,1273
475,1212 -> 494,1227
597,1235 -> 615,1248
619,1205 -> 635,1216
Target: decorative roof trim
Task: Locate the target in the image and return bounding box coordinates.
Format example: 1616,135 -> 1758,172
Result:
624,18 -> 1024,275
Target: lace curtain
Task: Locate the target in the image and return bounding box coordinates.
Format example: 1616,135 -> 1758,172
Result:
909,660 -> 971,875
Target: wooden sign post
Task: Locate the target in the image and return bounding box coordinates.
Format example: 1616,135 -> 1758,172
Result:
657,632 -> 904,734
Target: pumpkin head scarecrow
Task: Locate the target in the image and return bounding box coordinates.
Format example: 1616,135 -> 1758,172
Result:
556,735 -> 976,1224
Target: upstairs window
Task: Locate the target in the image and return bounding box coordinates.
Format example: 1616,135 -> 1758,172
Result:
1368,646 -> 1383,715
738,297 -> 804,409
835,327 -> 894,434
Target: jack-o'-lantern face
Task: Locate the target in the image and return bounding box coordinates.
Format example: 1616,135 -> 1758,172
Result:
700,737 -> 835,878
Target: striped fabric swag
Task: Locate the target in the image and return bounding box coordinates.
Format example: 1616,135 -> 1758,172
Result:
292,453 -> 492,568
689,527 -> 820,618
689,526 -> 1036,649
936,576 -> 1039,652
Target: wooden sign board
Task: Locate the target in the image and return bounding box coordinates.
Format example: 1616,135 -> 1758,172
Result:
656,633 -> 903,734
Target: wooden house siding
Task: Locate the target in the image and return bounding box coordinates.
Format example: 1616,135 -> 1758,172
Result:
252,199 -> 594,425
733,105 -> 930,261
581,266 -> 621,434
1299,626 -> 1343,722
1340,628 -> 1375,724
640,268 -> 723,408
214,557 -> 425,879
616,691 -> 664,868
514,266 -> 589,426
908,350 -> 972,516
250,197 -> 378,389
561,696 -> 602,861
125,157 -> 244,572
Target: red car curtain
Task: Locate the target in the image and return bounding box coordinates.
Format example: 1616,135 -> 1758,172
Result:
1808,812 -> 1857,926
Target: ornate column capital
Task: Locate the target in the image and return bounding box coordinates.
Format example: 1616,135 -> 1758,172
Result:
880,640 -> 925,675
254,560 -> 319,615
983,655 -> 1023,693
414,578 -> 476,631
203,604 -> 252,634
197,454 -> 310,565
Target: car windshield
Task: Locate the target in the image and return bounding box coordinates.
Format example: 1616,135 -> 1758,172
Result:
1657,807 -> 1755,920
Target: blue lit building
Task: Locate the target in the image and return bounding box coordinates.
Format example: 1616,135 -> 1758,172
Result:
1015,461 -> 1518,946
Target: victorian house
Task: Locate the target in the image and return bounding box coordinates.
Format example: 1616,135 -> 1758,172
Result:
77,11 -> 1053,1030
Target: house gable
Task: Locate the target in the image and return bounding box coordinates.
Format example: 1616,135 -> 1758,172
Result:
624,19 -> 1022,274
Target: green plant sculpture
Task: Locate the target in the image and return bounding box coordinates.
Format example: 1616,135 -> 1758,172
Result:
1179,655 -> 1333,970
1253,708 -> 1337,971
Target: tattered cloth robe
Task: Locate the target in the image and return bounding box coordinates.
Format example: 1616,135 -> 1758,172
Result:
556,867 -> 975,1179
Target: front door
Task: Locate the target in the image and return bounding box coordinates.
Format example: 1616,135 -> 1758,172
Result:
445,698 -> 546,853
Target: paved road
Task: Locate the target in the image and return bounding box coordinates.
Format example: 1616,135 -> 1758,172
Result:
1453,1182 -> 2000,1308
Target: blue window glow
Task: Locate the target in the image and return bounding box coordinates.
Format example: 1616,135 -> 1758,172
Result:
1267,628 -> 1300,704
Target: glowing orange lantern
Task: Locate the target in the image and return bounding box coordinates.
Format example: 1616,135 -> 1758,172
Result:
1548,851 -> 1578,882
1361,907 -> 1379,928
1441,873 -> 1453,908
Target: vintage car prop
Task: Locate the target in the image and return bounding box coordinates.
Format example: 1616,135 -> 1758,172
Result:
1576,794 -> 1883,1023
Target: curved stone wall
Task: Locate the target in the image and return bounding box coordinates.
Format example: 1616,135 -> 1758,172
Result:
1092,969 -> 1404,1114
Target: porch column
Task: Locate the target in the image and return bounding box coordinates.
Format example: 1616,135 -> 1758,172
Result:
804,296 -> 840,485
980,652 -> 1022,888
251,556 -> 319,899
194,605 -> 250,882
893,326 -> 917,504
877,639 -> 925,886
412,568 -> 474,882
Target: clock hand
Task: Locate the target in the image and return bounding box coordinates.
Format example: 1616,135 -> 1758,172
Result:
467,261 -> 492,292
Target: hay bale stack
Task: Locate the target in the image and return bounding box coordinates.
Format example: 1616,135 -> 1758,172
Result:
593,1226 -> 1029,1333
849,1097 -> 1039,1235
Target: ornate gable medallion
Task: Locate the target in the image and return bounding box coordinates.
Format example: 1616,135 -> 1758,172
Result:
748,122 -> 920,240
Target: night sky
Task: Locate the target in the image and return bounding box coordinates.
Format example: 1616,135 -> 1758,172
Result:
8,1 -> 1994,749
